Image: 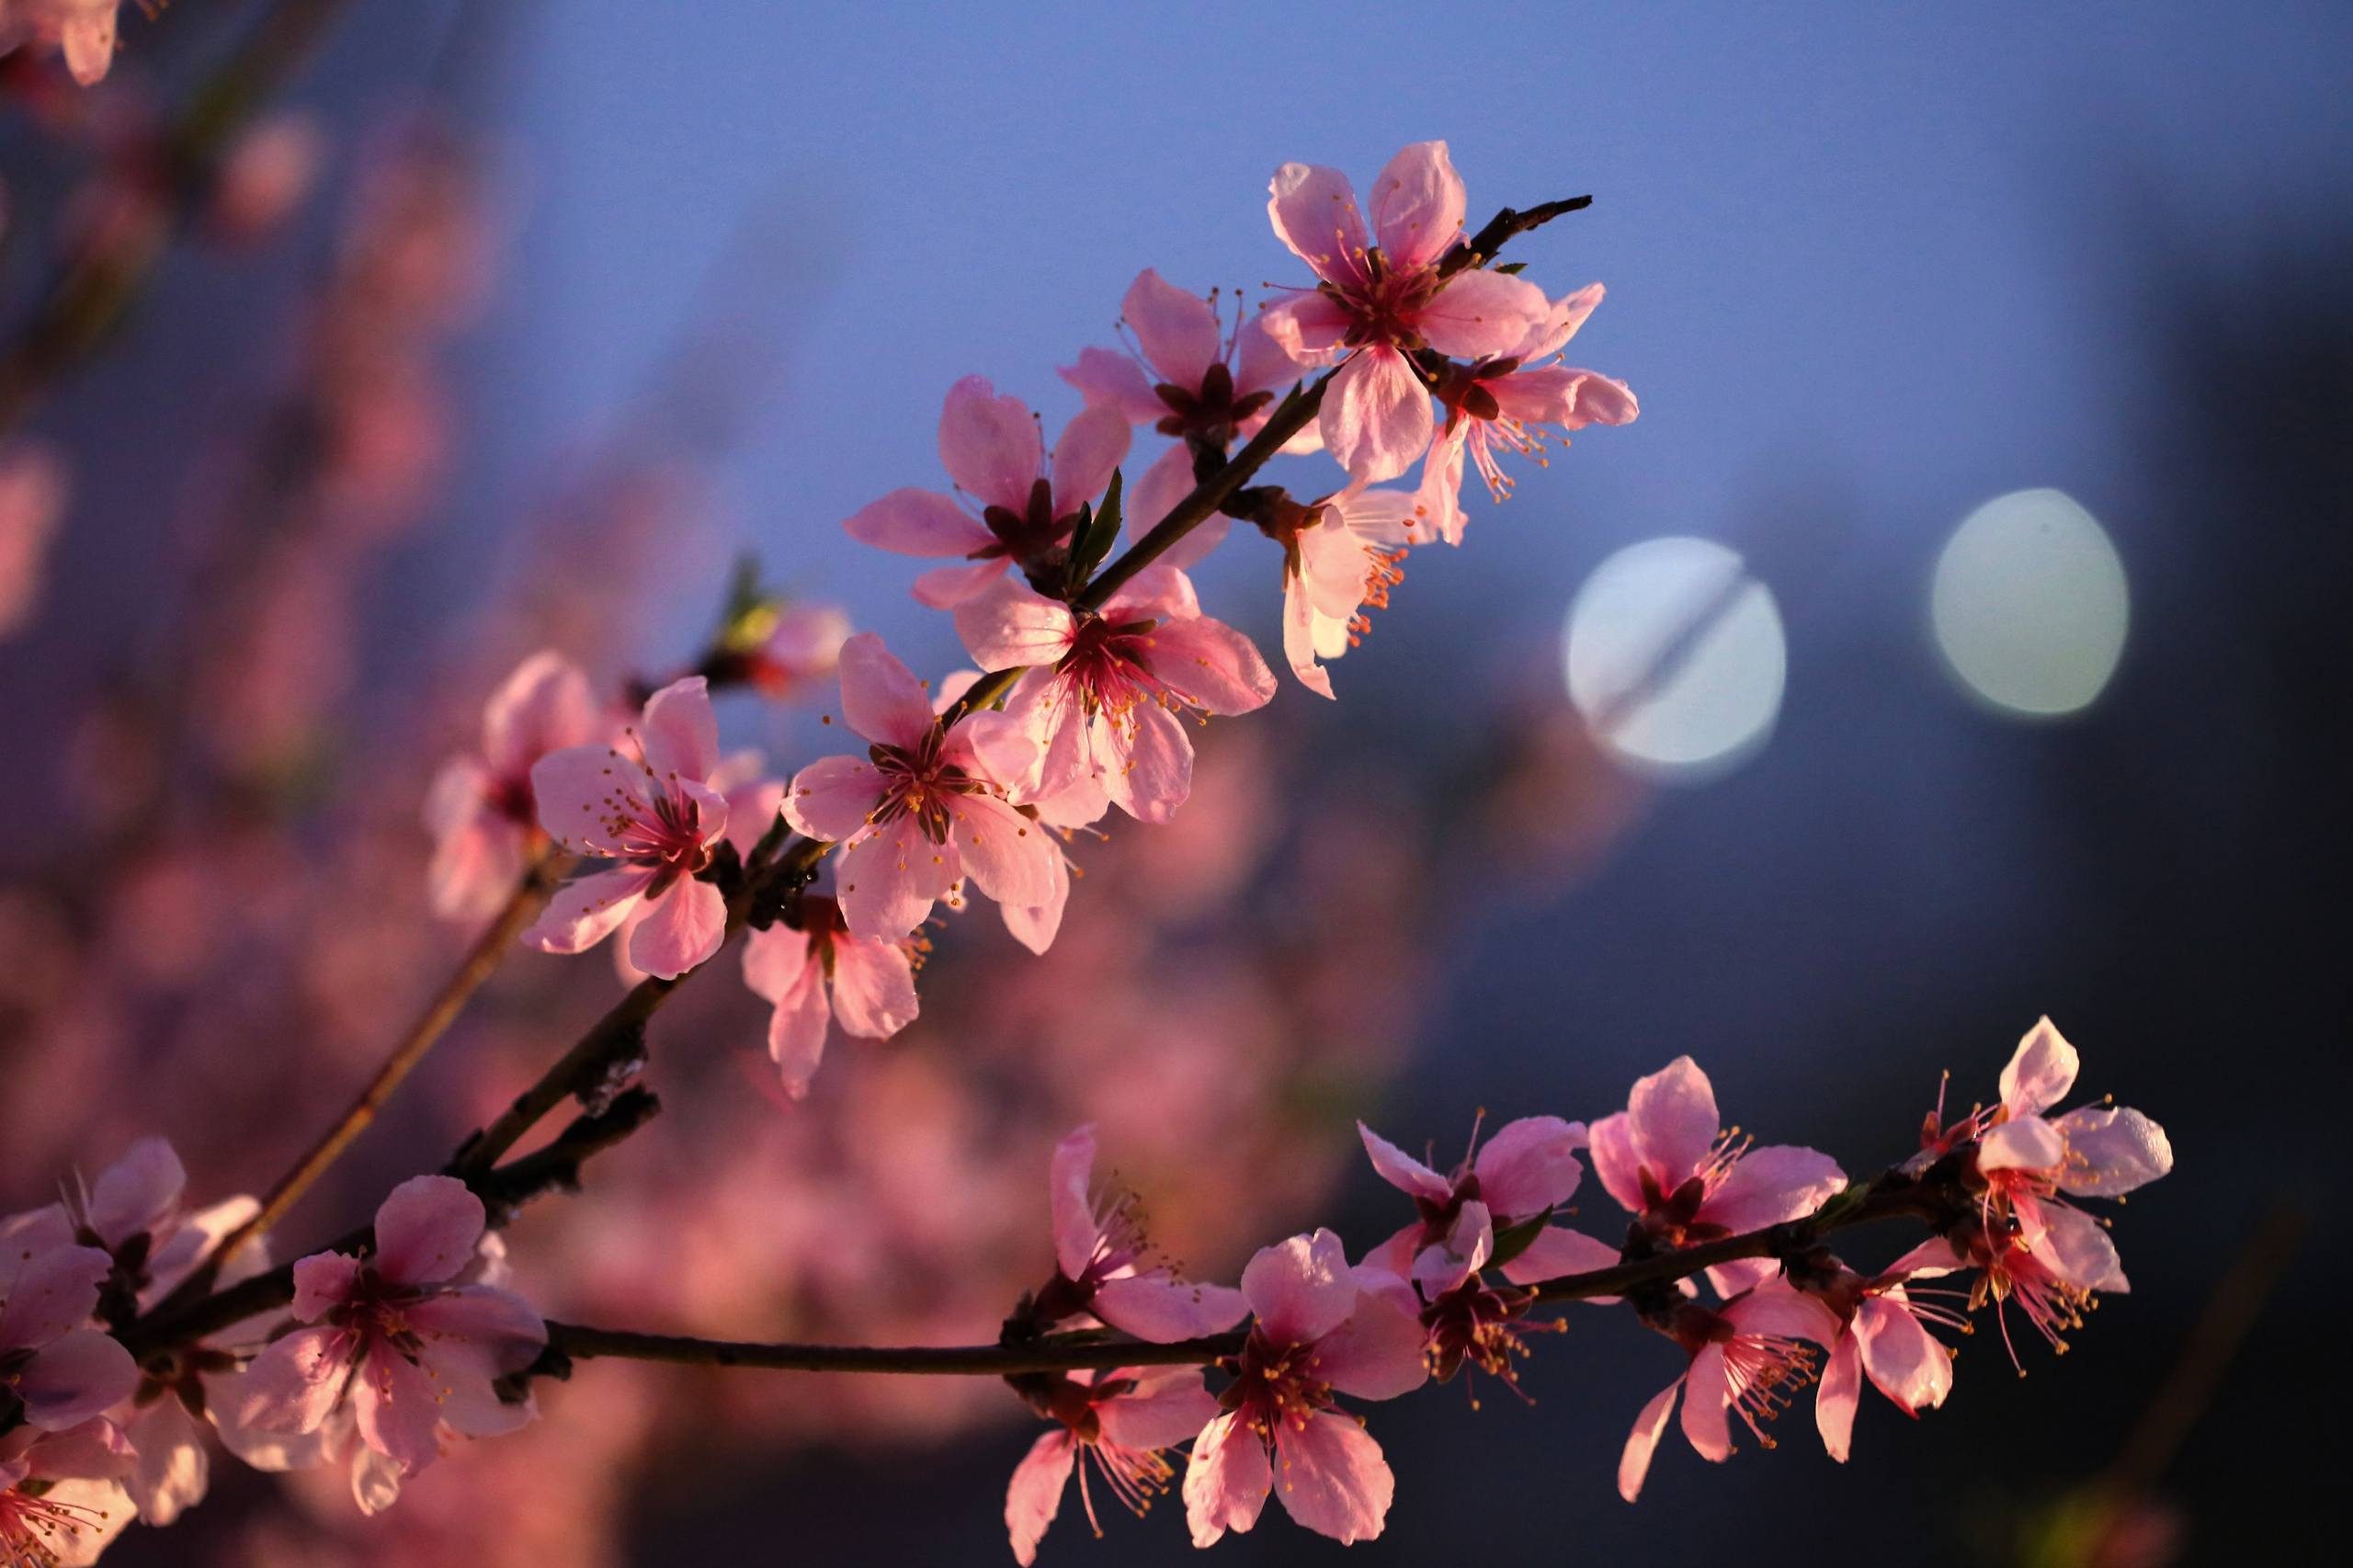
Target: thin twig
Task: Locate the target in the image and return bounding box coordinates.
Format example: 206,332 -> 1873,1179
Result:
151,851 -> 563,1317
535,1179 -> 1947,1381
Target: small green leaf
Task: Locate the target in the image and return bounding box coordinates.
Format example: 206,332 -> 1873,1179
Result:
1493,260 -> 1529,276
1487,1205 -> 1556,1270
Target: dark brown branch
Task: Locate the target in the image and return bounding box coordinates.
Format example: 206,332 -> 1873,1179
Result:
1438,195 -> 1594,278
528,1176 -> 1952,1382
117,1091 -> 660,1359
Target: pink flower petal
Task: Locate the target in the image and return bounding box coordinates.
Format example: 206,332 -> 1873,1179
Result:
1627,1056 -> 1721,1191
1699,1144 -> 1847,1233
826,934 -> 918,1040
1978,1115 -> 2066,1175
1815,1331 -> 1863,1462
1355,1121 -> 1451,1201
1500,1225 -> 1623,1290
755,937 -> 832,1099
352,1343 -> 446,1472
1280,569 -> 1336,699
1258,291 -> 1355,362
1313,1286 -> 1430,1402
1049,401 -> 1132,519
843,487 -> 994,557
1722,1282 -> 1842,1347
0,1246 -> 111,1352
482,651 -> 599,777
1267,163 -> 1369,286
1141,614 -> 1276,715
782,754 -> 882,843
86,1137 -> 186,1252
1855,1293 -> 1950,1413
233,1325 -> 352,1436
2051,1106 -> 2173,1196
1182,1410 -> 1270,1548
1273,1409 -> 1394,1544
1416,268 -> 1551,360
2000,1017 -> 2080,1117
1100,704 -> 1193,824
626,877 -> 727,979
371,1176 -> 486,1289
1618,1377 -> 1683,1502
835,818 -> 959,940
14,1331 -> 137,1429
290,1252 -> 363,1320
1094,1275 -> 1249,1343
1681,1342 -> 1738,1461
1004,1429 -> 1074,1567
1124,442 -> 1225,568
1586,1111 -> 1646,1213
835,632 -> 938,751
1097,1369 -> 1220,1450
1233,314 -> 1302,399
1473,1115 -> 1586,1218
520,864 -> 653,956
1320,347 -> 1431,483
1122,268 -> 1222,388
637,676 -> 719,783
1047,1126 -> 1100,1282
949,792 -> 1057,911
2029,1202 -> 2129,1293
1412,422 -> 1469,545
938,375 -> 1041,514
912,557 -> 1012,608
953,577 -> 1074,672
1369,140 -> 1465,272
1059,347 -> 1165,425
1240,1230 -> 1356,1347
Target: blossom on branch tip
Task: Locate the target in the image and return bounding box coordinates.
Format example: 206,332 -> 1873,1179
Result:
1587,1056 -> 1847,1297
844,377 -> 1131,608
1261,142 -> 1550,481
233,1177 -> 545,1505
741,894 -> 919,1099
1181,1230 -> 1427,1547
1033,1126 -> 1245,1344
783,634 -> 1057,943
521,676 -> 732,979
1415,283 -> 1639,545
1618,1283 -> 1840,1502
425,651 -> 603,921
1277,483 -> 1416,698
954,565 -> 1274,824
1004,1367 -> 1218,1566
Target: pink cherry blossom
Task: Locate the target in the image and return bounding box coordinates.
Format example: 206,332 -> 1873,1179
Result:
781,634 -> 1057,942
1060,269 -> 1316,570
1260,142 -> 1550,481
0,1231 -> 137,1432
844,376 -> 1131,608
1181,1230 -> 1427,1548
1277,483 -> 1416,698
1004,1367 -> 1218,1566
1618,1283 -> 1841,1502
1357,1113 -> 1598,1294
233,1176 -> 545,1492
602,745 -> 784,987
424,652 -> 604,921
1811,1259 -> 1961,1463
521,676 -> 733,979
1414,283 -> 1640,545
1970,1018 -> 2173,1261
953,565 -> 1274,824
1031,1126 -> 1245,1344
0,1420 -> 133,1567
1587,1057 -> 1847,1295
741,893 -> 919,1099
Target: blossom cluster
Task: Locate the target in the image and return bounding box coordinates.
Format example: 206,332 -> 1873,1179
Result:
0,123 -> 2179,1568
996,1021 -> 2170,1558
